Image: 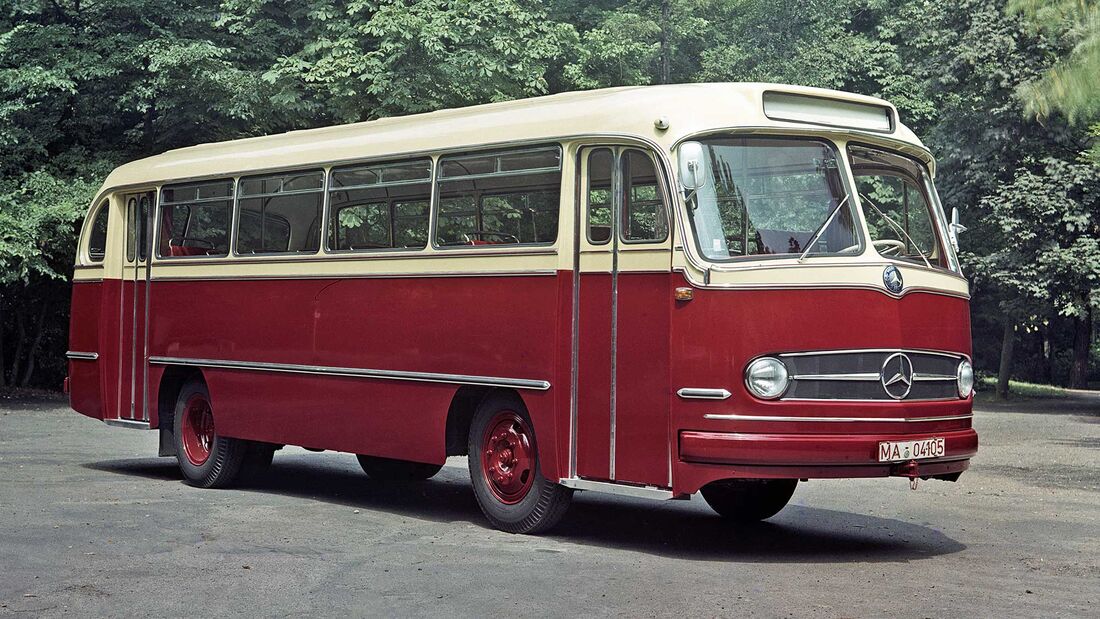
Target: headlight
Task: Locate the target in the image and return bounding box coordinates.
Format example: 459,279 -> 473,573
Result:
956,359 -> 974,398
744,357 -> 790,399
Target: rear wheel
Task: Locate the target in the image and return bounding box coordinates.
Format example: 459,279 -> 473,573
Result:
701,479 -> 798,522
356,455 -> 442,481
467,392 -> 572,534
173,379 -> 247,488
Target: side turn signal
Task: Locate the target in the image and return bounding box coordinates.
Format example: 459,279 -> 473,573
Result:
674,287 -> 694,302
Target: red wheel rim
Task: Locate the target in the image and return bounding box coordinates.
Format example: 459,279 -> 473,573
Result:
181,394 -> 215,466
480,410 -> 536,505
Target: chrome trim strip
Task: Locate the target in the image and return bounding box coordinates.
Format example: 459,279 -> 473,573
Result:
150,270 -> 558,283
913,373 -> 956,382
104,418 -> 152,430
791,373 -> 879,381
559,477 -> 674,500
778,348 -> 967,360
677,388 -> 732,400
147,356 -> 551,391
65,351 -> 99,361
671,268 -> 970,300
608,148 -> 621,481
703,413 -> 973,423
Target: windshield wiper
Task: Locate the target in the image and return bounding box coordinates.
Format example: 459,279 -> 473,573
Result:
858,192 -> 932,269
797,195 -> 850,263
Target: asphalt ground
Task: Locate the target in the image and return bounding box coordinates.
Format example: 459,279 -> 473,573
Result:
0,391 -> 1097,617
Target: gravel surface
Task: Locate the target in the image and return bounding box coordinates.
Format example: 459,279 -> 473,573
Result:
0,392 -> 1097,617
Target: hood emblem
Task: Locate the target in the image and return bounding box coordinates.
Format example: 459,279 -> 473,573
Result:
883,265 -> 904,294
881,352 -> 914,400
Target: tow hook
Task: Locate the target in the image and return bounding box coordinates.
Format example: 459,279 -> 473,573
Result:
895,459 -> 920,490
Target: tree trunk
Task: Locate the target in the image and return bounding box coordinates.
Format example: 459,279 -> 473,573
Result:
658,0 -> 671,84
997,321 -> 1015,399
20,305 -> 48,388
0,300 -> 6,388
1069,304 -> 1092,389
9,308 -> 26,388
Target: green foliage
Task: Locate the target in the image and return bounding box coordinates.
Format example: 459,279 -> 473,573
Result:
1009,0 -> 1100,127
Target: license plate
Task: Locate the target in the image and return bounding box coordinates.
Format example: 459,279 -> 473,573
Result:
878,437 -> 945,462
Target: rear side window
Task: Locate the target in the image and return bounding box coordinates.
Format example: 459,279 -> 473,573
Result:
328,159 -> 432,251
237,170 -> 324,254
86,201 -> 110,262
436,146 -> 562,247
158,180 -> 234,258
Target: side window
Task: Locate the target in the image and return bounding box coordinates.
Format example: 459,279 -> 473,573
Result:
328,159 -> 431,251
436,147 -> 562,246
158,180 -> 233,258
586,149 -> 613,244
237,170 -> 323,254
621,149 -> 668,242
86,201 -> 110,262
125,197 -> 137,262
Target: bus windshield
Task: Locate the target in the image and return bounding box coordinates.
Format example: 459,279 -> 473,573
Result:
847,144 -> 956,270
682,136 -> 860,262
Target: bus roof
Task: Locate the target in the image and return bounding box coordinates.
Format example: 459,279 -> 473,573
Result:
101,82 -> 926,190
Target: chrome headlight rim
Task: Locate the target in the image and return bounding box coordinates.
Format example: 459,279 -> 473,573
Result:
956,358 -> 974,398
744,356 -> 791,400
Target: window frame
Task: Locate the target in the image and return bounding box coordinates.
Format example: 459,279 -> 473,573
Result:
232,169 -> 325,257
324,157 -> 434,255
847,142 -> 955,271
618,147 -> 671,245
431,144 -> 564,251
156,179 -> 235,260
85,199 -> 111,263
680,133 -> 862,263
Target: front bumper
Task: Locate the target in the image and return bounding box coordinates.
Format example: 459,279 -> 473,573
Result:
674,428 -> 977,494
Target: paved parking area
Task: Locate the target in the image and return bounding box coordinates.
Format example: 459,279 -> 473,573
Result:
1,392 -> 1097,617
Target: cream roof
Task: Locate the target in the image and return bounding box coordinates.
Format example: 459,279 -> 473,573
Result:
101,82 -> 926,190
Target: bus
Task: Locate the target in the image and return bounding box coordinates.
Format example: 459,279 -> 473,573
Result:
67,83 -> 978,534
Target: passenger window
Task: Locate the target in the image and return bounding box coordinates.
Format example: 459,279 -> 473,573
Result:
587,149 -> 613,244
621,149 -> 668,242
87,201 -> 110,262
436,147 -> 561,246
158,180 -> 233,258
237,171 -> 323,254
328,159 -> 431,251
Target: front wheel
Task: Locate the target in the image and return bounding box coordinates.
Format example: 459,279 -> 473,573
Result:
467,392 -> 572,534
701,479 -> 798,522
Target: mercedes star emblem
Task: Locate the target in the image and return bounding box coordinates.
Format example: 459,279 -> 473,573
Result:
883,265 -> 904,294
881,352 -> 914,400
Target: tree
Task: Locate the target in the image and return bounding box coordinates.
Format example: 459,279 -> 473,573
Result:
977,158 -> 1100,389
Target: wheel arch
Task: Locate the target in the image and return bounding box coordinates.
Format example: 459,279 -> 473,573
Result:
156,365 -> 204,457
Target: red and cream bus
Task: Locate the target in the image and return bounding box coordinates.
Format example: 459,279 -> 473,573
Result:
67,83 -> 977,533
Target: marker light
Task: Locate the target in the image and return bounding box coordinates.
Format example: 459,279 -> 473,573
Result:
956,359 -> 974,398
745,357 -> 790,400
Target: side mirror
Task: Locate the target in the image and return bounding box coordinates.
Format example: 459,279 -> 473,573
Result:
948,207 -> 967,251
678,141 -> 707,192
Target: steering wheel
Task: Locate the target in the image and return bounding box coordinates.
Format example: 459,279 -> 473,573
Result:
873,239 -> 906,256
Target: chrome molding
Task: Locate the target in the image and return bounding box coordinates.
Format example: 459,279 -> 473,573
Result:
104,418 -> 152,430
147,356 -> 551,391
559,477 -> 675,500
65,351 -> 99,361
677,388 -> 732,400
703,413 -> 973,423
778,348 -> 968,360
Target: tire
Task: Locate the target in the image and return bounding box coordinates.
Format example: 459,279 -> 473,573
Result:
467,391 -> 572,534
356,455 -> 443,481
172,378 -> 247,489
700,479 -> 798,522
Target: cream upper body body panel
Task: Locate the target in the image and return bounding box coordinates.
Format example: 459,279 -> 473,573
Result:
99,83 -> 926,190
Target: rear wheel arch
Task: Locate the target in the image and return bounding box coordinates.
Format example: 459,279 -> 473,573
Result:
156,366 -> 203,457
444,385 -> 494,457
